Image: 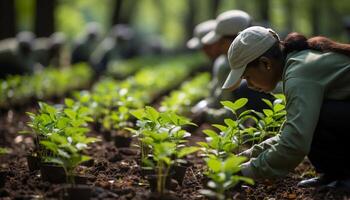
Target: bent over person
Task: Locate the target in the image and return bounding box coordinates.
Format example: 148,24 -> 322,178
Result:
224,26 -> 350,190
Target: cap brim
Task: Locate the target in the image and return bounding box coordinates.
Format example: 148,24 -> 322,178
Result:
201,31 -> 221,45
222,66 -> 246,90
186,37 -> 202,49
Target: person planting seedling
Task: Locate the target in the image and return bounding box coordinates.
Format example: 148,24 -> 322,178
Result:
223,26 -> 350,190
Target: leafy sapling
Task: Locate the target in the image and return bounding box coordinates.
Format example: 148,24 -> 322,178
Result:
198,98 -> 254,157
199,155 -> 254,200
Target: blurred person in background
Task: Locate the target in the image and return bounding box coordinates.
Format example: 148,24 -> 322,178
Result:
0,31 -> 35,79
191,10 -> 276,125
90,24 -> 139,75
71,22 -> 102,64
32,32 -> 67,68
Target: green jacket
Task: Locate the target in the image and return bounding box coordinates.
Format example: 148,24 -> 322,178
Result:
205,55 -> 235,123
241,50 -> 350,179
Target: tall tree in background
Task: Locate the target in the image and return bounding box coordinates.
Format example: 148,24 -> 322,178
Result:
0,0 -> 16,39
112,0 -> 123,25
185,0 -> 196,40
285,0 -> 294,32
210,0 -> 221,19
111,0 -> 136,25
310,1 -> 320,35
35,0 -> 56,37
257,0 -> 270,26
235,0 -> 247,11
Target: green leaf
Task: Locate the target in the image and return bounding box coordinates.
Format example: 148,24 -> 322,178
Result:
57,149 -> 70,158
197,142 -> 209,148
221,98 -> 248,111
234,175 -> 255,185
145,106 -> 159,122
262,98 -> 273,108
177,147 -> 199,158
263,109 -> 273,117
51,133 -> 67,145
273,104 -> 285,113
203,129 -> 219,138
223,156 -> 247,172
207,158 -> 221,172
64,98 -> 75,107
212,124 -> 227,132
40,141 -> 58,153
224,119 -> 237,128
130,109 -> 144,120
64,109 -> 76,119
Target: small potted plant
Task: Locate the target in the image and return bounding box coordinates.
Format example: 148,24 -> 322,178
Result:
40,131 -> 97,199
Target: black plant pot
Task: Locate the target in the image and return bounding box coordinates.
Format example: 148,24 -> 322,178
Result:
172,165 -> 188,186
40,164 -> 66,184
27,155 -> 41,172
0,171 -> 8,188
114,135 -> 132,148
102,131 -> 112,142
63,185 -> 91,200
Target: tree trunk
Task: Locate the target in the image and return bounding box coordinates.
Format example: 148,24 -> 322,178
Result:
285,0 -> 294,32
258,0 -> 269,26
310,0 -> 321,35
112,0 -> 123,25
0,0 -> 16,39
35,0 -> 56,37
185,0 -> 196,41
210,0 -> 221,19
112,0 -> 136,25
235,0 -> 247,11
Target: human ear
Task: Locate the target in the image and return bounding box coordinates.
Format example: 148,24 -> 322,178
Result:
259,56 -> 272,70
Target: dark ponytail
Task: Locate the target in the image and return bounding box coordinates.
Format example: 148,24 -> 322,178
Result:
283,32 -> 350,57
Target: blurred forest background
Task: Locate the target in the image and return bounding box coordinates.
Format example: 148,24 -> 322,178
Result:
1,0 -> 350,49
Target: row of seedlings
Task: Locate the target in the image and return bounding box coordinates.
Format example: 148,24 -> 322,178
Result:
16,54 -> 207,199
159,72 -> 211,115
72,54 -> 207,147
0,63 -> 92,109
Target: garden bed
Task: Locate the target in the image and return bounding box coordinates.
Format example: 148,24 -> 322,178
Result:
0,108 -> 349,200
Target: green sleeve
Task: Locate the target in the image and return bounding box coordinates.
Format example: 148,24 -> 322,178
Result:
242,78 -> 324,179
240,135 -> 280,158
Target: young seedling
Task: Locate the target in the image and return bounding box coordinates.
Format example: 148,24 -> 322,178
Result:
247,94 -> 286,144
198,98 -> 254,158
130,106 -> 199,193
130,106 -> 195,164
199,154 -> 254,200
40,132 -> 97,185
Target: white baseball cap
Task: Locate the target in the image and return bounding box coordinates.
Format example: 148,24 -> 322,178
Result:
187,20 -> 216,49
222,26 -> 280,90
201,10 -> 251,45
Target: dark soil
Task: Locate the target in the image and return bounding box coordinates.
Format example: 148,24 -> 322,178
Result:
0,109 -> 349,200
